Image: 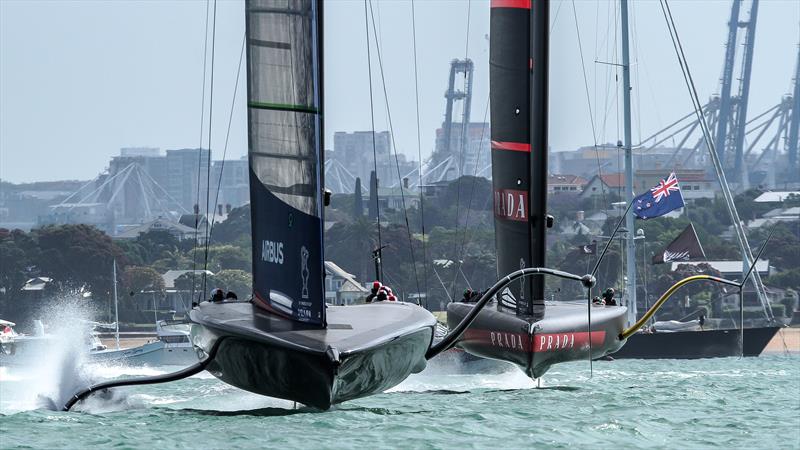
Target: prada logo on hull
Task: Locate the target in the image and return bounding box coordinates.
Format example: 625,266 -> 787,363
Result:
464,329 -> 607,354
490,331 -> 526,351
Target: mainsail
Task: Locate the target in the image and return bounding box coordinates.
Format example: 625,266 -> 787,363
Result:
652,223 -> 706,264
246,0 -> 326,326
490,0 -> 547,314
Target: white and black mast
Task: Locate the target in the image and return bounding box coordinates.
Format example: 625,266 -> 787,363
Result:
528,0 -> 549,312
620,0 -> 637,327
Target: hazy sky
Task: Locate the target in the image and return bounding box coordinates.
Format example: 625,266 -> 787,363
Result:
1,0 -> 798,183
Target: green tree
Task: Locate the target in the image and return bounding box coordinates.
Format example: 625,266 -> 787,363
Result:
121,266 -> 165,296
0,229 -> 39,293
134,229 -> 181,264
325,218 -> 379,282
211,205 -> 251,245
353,177 -> 364,218
32,224 -> 125,297
368,170 -> 378,219
770,268 -> 800,291
210,269 -> 252,296
206,245 -> 251,272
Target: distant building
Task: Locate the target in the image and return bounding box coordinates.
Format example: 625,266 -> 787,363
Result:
551,145 -> 707,180
754,191 -> 800,203
670,260 -> 770,278
165,148 -> 211,212
161,269 -> 215,314
178,212 -> 228,244
324,261 -> 368,305
548,174 -> 588,194
328,130 -> 419,193
419,181 -> 450,199
209,157 -> 249,209
634,169 -> 717,201
430,122 -> 491,182
110,148 -> 169,193
580,173 -> 625,199
0,180 -> 86,231
332,131 -> 389,190
114,217 -> 198,242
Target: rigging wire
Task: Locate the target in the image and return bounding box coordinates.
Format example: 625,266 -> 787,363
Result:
551,0 -> 564,33
572,0 -> 609,230
366,0 -> 422,299
572,0 -> 599,148
201,0 -> 218,297
629,0 -> 643,145
657,0 -> 773,320
191,0 -> 212,304
207,35 -> 246,242
363,0 -> 383,281
448,0 -> 473,298
410,0 -> 429,307
447,0 -> 479,299
449,98 -> 490,298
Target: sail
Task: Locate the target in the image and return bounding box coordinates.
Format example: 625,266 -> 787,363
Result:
652,224 -> 706,264
490,0 -> 545,314
246,0 -> 326,326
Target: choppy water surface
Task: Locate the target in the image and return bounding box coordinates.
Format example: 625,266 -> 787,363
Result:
1,355 -> 798,449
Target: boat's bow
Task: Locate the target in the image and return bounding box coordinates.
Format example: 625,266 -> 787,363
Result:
190,301 -> 435,409
447,300 -> 626,378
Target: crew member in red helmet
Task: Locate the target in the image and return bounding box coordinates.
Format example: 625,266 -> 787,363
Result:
365,281 -> 382,303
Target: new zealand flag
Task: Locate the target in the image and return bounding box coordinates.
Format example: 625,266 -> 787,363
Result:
633,172 -> 685,220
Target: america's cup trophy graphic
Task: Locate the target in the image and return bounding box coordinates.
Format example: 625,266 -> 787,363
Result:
301,246 -> 310,299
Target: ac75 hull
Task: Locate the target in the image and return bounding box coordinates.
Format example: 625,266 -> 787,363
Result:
609,326 -> 781,359
447,301 -> 627,378
189,301 -> 436,410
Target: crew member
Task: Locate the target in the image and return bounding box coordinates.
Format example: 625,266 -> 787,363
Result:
462,289 -> 473,303
592,296 -> 604,306
602,288 -> 616,306
210,288 -> 225,302
225,291 -> 238,301
375,289 -> 389,302
366,281 -> 382,303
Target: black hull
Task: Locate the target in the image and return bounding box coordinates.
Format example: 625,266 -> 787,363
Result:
190,301 -> 435,410
610,326 -> 782,359
447,301 -> 627,378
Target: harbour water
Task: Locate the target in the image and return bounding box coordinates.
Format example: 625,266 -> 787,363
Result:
1,354 -> 798,449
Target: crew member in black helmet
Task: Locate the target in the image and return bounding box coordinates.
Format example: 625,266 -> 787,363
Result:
462,289 -> 473,303
601,288 -> 616,306
225,291 -> 238,301
210,288 -> 225,303
366,281 -> 382,303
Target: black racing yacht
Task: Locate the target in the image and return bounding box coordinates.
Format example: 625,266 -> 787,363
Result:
62,0 -> 435,411
446,0 -> 628,379
187,0 -> 436,410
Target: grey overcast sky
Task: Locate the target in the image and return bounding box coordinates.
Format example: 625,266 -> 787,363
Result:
1,0 -> 798,183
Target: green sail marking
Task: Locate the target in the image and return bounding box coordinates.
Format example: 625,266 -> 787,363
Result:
248,101 -> 318,114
